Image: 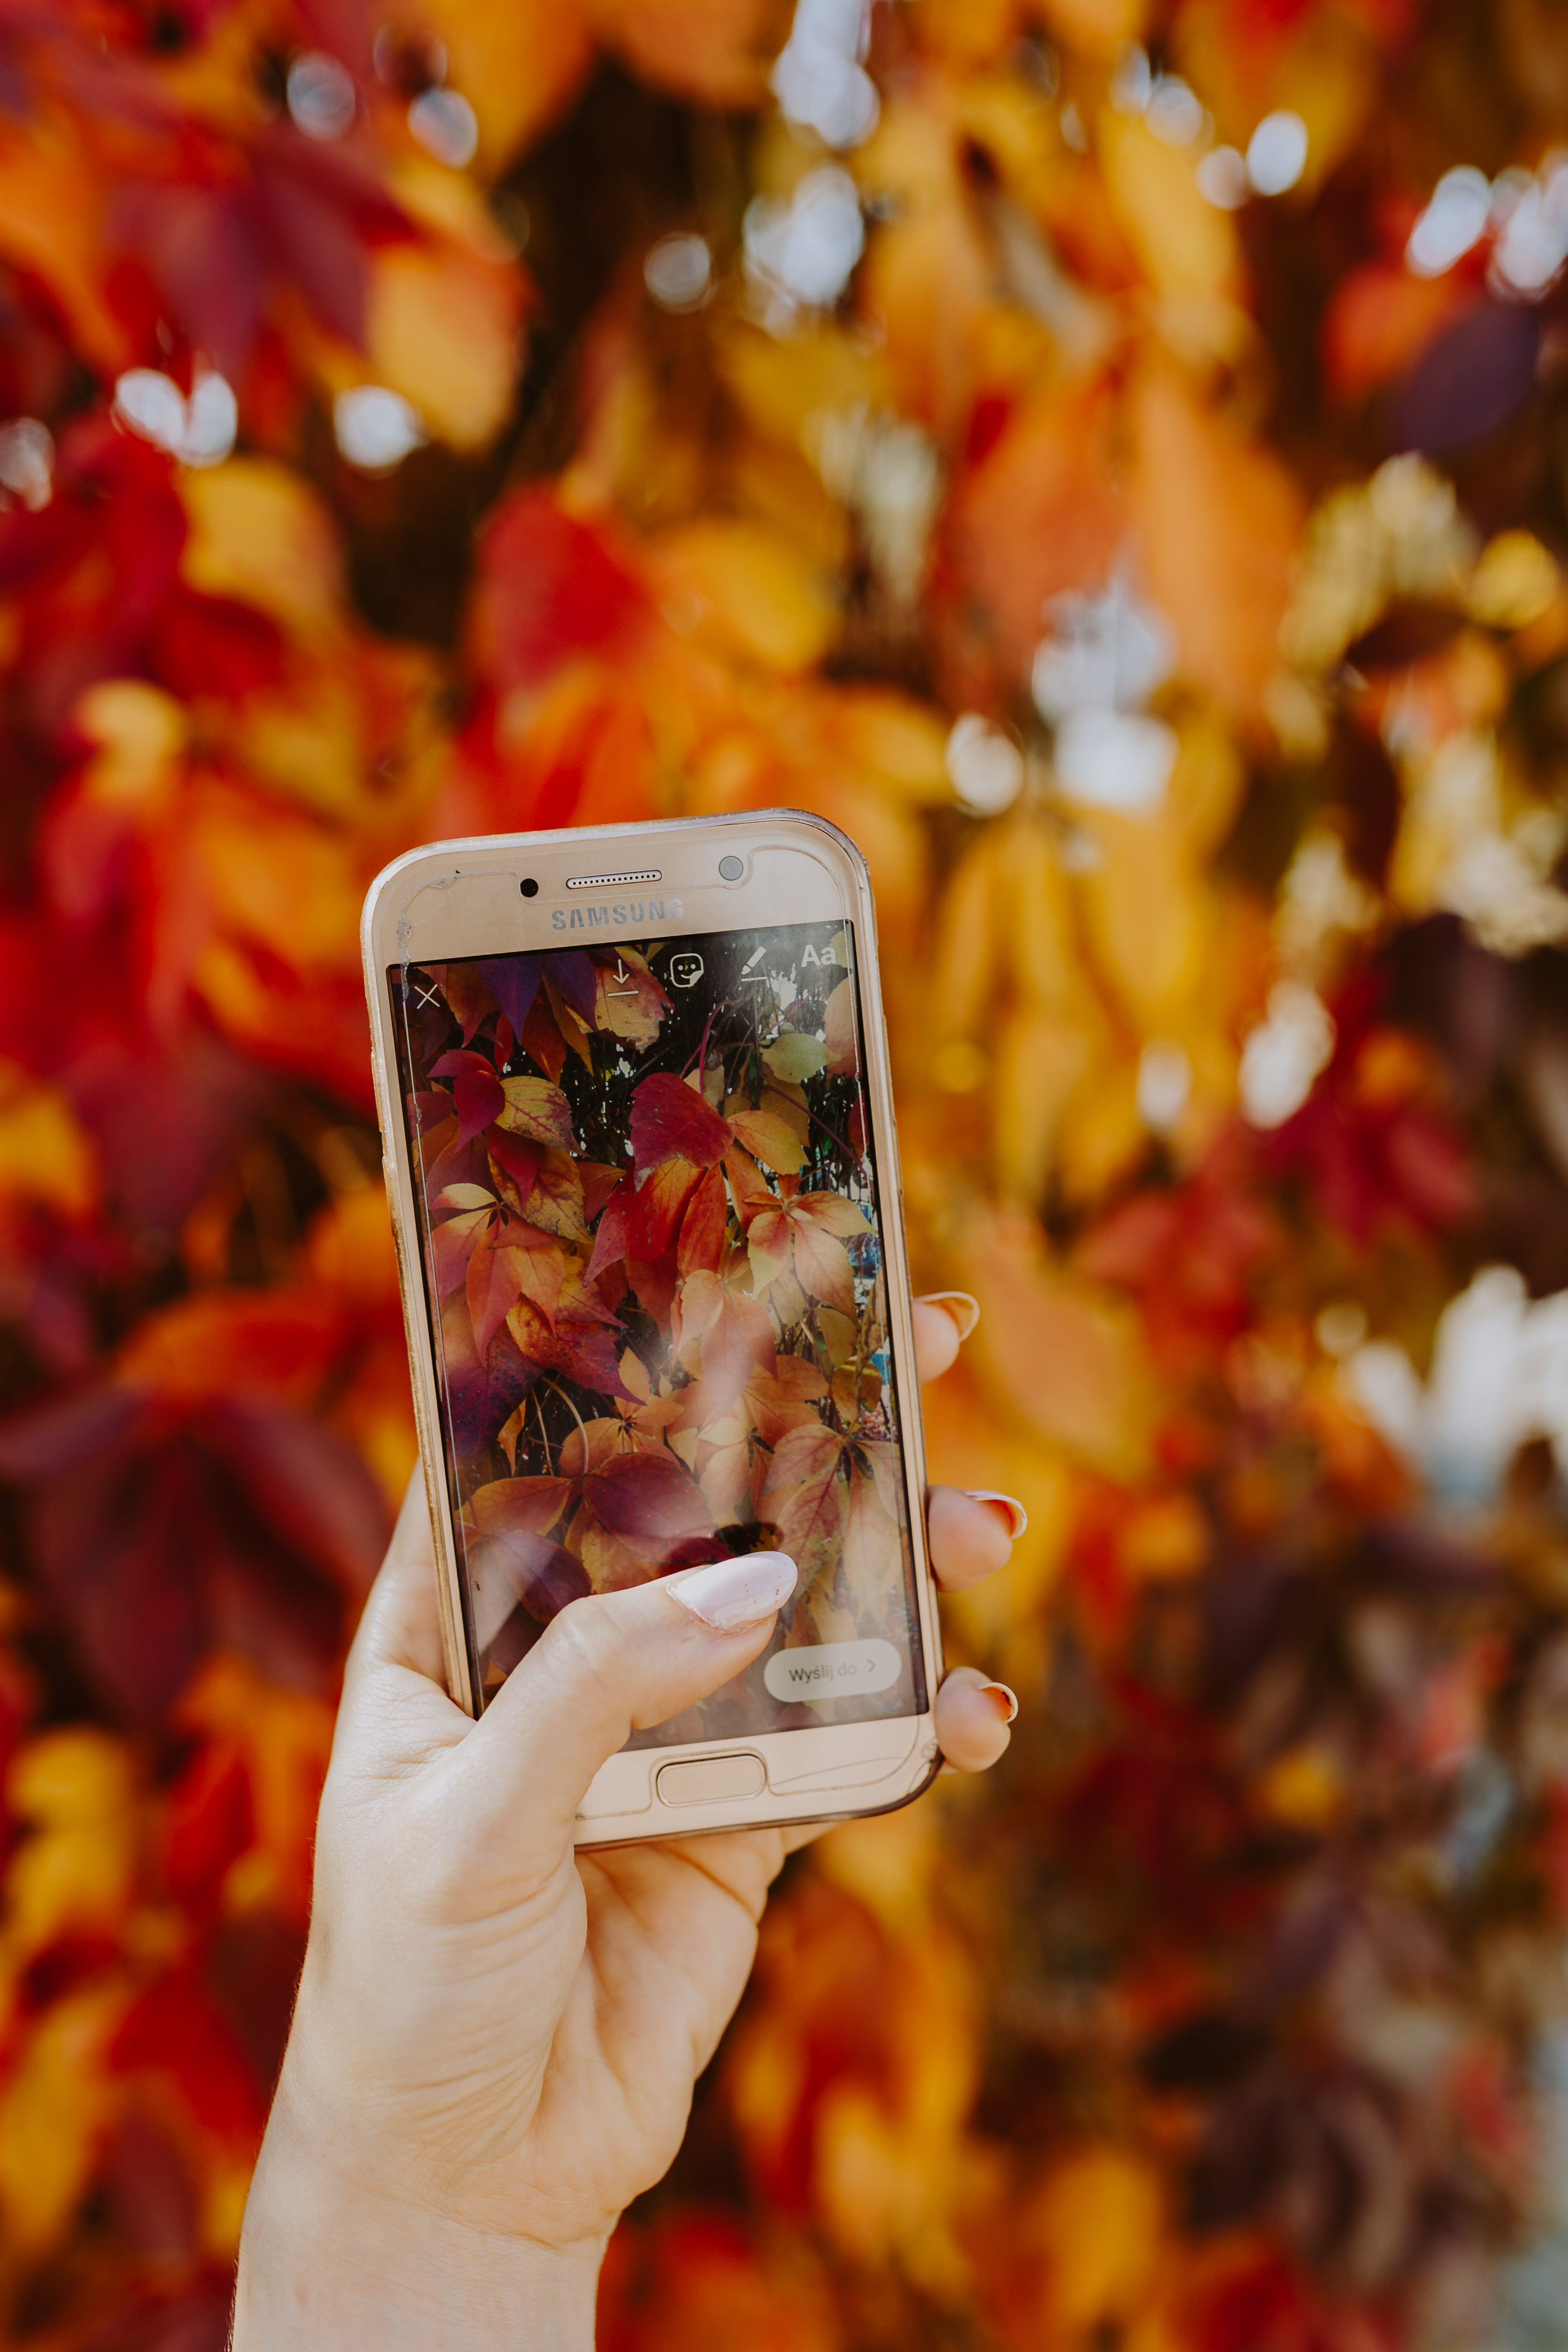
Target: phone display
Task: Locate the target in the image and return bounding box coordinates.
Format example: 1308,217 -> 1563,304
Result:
387,915 -> 926,1749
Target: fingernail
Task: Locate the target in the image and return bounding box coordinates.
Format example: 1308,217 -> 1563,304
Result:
963,1489 -> 1028,1540
979,1681 -> 1019,1725
666,1551 -> 797,1632
918,1291 -> 980,1342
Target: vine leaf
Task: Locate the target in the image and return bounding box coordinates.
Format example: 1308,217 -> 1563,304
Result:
496,1074 -> 575,1152
760,1422 -> 848,1590
630,1072 -> 733,1169
748,1193 -> 868,1317
428,1049 -> 505,1147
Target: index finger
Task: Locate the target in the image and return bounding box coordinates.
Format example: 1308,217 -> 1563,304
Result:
914,1292 -> 979,1385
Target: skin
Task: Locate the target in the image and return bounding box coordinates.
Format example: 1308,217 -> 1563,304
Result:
233,1301 -> 1018,2350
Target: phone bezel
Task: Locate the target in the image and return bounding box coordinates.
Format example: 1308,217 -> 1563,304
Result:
360,808 -> 944,1843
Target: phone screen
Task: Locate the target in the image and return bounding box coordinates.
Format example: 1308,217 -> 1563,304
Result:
387,916 -> 927,1747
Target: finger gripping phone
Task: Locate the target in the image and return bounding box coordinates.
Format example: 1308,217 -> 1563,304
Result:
361,811 -> 943,1844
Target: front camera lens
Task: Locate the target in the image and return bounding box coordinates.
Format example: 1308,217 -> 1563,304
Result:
718,855 -> 744,881
520,877 -> 540,898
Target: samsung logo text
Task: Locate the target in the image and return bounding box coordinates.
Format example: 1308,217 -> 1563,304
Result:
551,898 -> 683,931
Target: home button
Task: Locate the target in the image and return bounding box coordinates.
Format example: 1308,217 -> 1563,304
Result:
655,1753 -> 767,1806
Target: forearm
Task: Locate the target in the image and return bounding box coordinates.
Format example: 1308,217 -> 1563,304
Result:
232,2125 -> 606,2352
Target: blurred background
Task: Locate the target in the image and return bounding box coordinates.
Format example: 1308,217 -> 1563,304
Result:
1,0 -> 1568,2344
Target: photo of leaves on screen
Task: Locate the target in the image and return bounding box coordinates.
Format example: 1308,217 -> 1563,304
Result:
389,919 -> 923,1744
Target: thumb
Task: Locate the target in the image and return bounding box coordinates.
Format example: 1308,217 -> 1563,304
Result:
451,1551 -> 797,1849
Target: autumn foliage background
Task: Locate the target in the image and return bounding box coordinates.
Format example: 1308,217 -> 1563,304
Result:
6,0 -> 1568,2343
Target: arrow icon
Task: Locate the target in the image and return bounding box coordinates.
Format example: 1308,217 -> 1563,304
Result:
607,957 -> 636,998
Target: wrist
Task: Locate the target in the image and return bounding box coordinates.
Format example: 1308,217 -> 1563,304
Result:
233,2111 -> 606,2352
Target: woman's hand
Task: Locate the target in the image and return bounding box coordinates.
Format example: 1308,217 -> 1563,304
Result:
232,1296 -> 1022,2350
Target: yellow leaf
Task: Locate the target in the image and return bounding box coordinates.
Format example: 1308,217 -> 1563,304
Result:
179,459 -> 346,639
9,1727 -> 133,1828
188,787 -> 362,967
0,1062 -> 99,1224
859,196 -> 994,437
1035,0 -> 1147,58
816,1799 -> 938,1935
912,0 -> 1030,68
1119,1491 -> 1211,1581
1055,1055 -> 1148,1206
1255,1742 -> 1346,1832
1172,0 -> 1377,196
418,0 -> 594,174
5,1731 -> 138,1960
333,1344 -> 420,1509
367,244 -> 525,451
72,681 -> 185,812
761,1034 -> 829,1084
729,1106 -> 808,1175
1470,530 -> 1562,630
651,520 -> 838,674
962,1208 -> 1152,1478
0,1987 -> 129,2256
922,1359 -> 1069,1687
716,320 -> 893,451
1073,811 -> 1208,1030
1099,114 -> 1241,302
1034,2149 -> 1164,2330
240,671 -> 368,819
586,0 -> 774,108
305,1182 -> 399,1308
810,688 -> 953,804
993,1007 -> 1096,1201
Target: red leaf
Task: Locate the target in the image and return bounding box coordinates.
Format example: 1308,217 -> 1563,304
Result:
430,1049 -> 506,1146
584,1451 -> 715,1546
466,1233 -> 517,1358
476,490 -> 650,690
163,1746 -> 252,1914
581,1161 -> 625,1223
630,1073 -> 733,1170
507,1295 -> 633,1398
150,585 -> 284,702
585,1175 -> 637,1288
677,1166 -> 728,1277
112,1967 -> 267,2142
488,1130 -> 542,1213
633,1159 -> 705,1256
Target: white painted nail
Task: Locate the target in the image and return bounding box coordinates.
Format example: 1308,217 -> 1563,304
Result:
666,1551 -> 797,1632
979,1680 -> 1020,1724
917,1290 -> 980,1342
963,1489 -> 1028,1539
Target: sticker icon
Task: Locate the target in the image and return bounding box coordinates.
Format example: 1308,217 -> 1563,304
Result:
669,951 -> 705,988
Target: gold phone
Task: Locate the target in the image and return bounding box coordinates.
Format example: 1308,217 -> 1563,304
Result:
360,810 -> 943,1844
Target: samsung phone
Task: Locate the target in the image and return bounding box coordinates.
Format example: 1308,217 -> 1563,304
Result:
360,810 -> 942,1844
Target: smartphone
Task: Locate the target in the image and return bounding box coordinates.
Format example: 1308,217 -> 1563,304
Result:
360,810 -> 943,1844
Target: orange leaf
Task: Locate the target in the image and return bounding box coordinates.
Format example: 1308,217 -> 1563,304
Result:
728,1107 -> 808,1175
1128,362 -> 1303,720
586,0 -> 774,107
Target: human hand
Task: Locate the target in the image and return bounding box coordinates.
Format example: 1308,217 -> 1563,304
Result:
232,1295 -> 1022,2350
